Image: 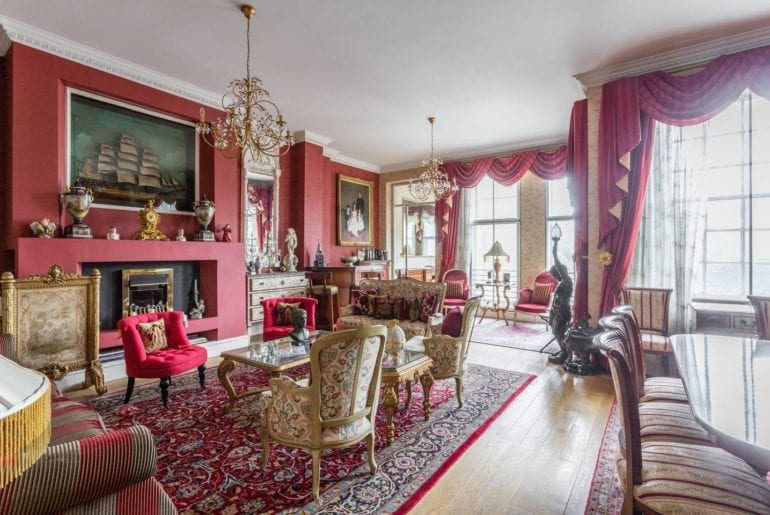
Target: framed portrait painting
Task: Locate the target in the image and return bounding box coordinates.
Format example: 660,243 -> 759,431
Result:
337,174 -> 374,246
66,88 -> 199,213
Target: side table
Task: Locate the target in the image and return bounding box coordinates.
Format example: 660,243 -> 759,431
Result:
475,282 -> 511,324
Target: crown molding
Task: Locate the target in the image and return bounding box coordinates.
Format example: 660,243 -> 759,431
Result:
294,130 -> 381,173
380,136 -> 566,173
575,26 -> 770,88
0,15 -> 221,107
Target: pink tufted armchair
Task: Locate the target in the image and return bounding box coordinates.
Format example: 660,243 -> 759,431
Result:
260,296 -> 318,341
441,268 -> 470,313
513,271 -> 558,326
118,311 -> 208,408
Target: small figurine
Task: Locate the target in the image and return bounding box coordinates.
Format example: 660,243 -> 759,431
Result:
313,240 -> 326,268
283,227 -> 298,272
222,223 -> 232,242
106,226 -> 120,240
175,227 -> 187,242
288,308 -> 310,343
29,218 -> 56,238
189,279 -> 206,319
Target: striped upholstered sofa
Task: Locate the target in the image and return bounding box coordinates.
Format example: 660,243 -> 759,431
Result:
0,342 -> 176,514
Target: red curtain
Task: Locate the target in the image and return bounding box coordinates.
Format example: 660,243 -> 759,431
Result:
598,44 -> 770,315
436,146 -> 568,279
568,100 -> 589,321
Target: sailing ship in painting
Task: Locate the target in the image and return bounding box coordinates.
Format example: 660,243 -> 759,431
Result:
77,134 -> 184,207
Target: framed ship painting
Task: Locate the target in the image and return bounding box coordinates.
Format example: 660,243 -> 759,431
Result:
66,88 -> 199,213
337,174 -> 374,246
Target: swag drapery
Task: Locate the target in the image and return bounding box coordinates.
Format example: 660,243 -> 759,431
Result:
435,101 -> 590,320
598,45 -> 770,315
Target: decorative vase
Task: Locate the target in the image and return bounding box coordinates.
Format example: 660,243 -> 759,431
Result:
59,183 -> 94,238
386,320 -> 406,364
193,196 -> 216,241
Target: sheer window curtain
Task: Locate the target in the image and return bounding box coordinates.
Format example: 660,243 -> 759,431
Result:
628,123 -> 708,333
454,189 -> 473,276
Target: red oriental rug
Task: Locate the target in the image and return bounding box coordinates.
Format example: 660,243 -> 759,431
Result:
584,401 -> 624,514
87,362 -> 534,514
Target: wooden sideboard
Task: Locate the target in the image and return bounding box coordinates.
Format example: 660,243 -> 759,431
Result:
246,272 -> 309,328
689,301 -> 757,336
305,262 -> 389,306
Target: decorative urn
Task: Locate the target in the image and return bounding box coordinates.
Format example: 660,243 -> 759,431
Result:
59,183 -> 94,238
385,320 -> 406,364
193,195 -> 216,241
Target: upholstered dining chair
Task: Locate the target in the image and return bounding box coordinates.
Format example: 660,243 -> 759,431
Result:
594,328 -> 770,514
260,325 -> 387,500
260,296 -> 318,341
620,286 -> 674,375
512,270 -> 557,326
441,268 -> 470,313
118,310 -> 208,407
748,295 -> 770,339
307,272 -> 339,332
421,296 -> 481,408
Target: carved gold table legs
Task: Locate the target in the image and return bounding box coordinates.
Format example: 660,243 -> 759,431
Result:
217,358 -> 269,413
381,366 -> 434,445
383,382 -> 399,446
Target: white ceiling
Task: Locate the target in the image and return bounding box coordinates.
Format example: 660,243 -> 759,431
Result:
2,1 -> 770,171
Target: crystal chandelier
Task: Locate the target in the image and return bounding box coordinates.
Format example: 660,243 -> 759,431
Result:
197,5 -> 294,159
409,117 -> 458,201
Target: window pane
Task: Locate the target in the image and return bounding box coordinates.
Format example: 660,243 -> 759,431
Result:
704,166 -> 743,198
706,199 -> 742,230
704,263 -> 743,296
471,223 -> 519,302
493,182 -> 519,219
705,231 -> 741,262
753,197 -> 770,230
752,264 -> 770,296
753,229 -> 770,263
752,128 -> 770,163
547,177 -> 574,217
753,163 -> 770,195
708,100 -> 744,135
474,177 -> 494,221
708,133 -> 744,167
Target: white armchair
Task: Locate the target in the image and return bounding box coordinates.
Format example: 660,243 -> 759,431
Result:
260,325 -> 387,500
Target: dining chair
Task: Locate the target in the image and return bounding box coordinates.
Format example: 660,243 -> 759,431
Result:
260,325 -> 388,500
307,271 -> 340,331
748,295 -> 770,339
597,314 -> 713,448
595,328 -> 770,514
620,286 -> 675,375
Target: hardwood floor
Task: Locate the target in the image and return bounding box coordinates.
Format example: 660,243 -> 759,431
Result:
67,342 -> 615,515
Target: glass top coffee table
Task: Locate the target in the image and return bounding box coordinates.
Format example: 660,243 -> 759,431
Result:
217,331 -> 328,413
380,345 -> 434,446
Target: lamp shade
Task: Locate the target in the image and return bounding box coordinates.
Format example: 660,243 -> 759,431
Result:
484,241 -> 509,260
0,355 -> 51,488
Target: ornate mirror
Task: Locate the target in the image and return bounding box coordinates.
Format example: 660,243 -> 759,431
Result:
243,151 -> 281,271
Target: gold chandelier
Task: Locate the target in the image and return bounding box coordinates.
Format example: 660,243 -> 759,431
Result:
197,5 -> 294,159
409,117 -> 458,201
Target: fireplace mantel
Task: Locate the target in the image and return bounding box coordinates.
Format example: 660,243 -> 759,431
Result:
16,238 -> 246,348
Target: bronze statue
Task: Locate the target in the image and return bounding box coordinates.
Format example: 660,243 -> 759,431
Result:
547,235 -> 573,364
288,308 -> 310,343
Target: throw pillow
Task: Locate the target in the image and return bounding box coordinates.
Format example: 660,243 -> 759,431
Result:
351,289 -> 379,315
136,318 -> 168,353
372,295 -> 393,319
446,279 -> 465,299
276,302 -> 302,325
531,282 -> 553,306
419,292 -> 439,323
441,307 -> 463,337
391,297 -> 408,320
408,297 -> 421,322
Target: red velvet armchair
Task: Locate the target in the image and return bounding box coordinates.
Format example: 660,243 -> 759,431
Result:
442,268 -> 470,313
513,271 -> 558,325
118,311 -> 208,408
260,296 -> 319,341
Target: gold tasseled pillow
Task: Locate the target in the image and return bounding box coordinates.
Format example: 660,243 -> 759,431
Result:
137,318 -> 168,353
276,302 -> 302,325
531,282 -> 554,306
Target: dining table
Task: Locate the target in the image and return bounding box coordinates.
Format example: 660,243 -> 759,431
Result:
671,333 -> 770,472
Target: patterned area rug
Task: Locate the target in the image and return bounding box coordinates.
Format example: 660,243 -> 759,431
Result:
470,319 -> 560,353
87,362 -> 534,514
584,401 -> 623,514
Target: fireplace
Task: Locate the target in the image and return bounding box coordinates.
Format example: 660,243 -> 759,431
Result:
122,268 -> 174,316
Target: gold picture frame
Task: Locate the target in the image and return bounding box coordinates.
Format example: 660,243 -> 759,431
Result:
337,174 -> 374,246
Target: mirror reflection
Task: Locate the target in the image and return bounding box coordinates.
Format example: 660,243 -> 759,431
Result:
244,152 -> 280,271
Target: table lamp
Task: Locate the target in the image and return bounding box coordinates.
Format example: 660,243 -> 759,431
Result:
484,241 -> 510,283
0,355 -> 51,488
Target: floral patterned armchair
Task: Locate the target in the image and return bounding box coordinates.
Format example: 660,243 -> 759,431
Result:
260,325 -> 387,500
421,296 -> 481,408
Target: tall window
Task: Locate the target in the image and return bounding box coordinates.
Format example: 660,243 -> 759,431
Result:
468,176 -> 519,300
391,183 -> 436,275
546,176 -> 575,280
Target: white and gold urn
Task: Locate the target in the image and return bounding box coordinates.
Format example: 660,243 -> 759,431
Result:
59,183 -> 94,238
193,195 -> 216,241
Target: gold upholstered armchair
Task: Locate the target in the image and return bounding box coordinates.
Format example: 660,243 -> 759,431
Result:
422,296 -> 481,408
261,325 -> 387,500
0,265 -> 105,394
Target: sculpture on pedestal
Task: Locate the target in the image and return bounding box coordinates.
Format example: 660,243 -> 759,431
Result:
547,224 -> 573,364
288,308 -> 309,343
283,227 -> 298,272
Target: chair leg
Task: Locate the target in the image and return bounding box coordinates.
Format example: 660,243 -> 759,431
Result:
311,450 -> 322,500
123,377 -> 135,404
160,376 -> 171,408
455,377 -> 464,408
197,364 -> 206,389
366,432 -> 377,474
260,429 -> 270,472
